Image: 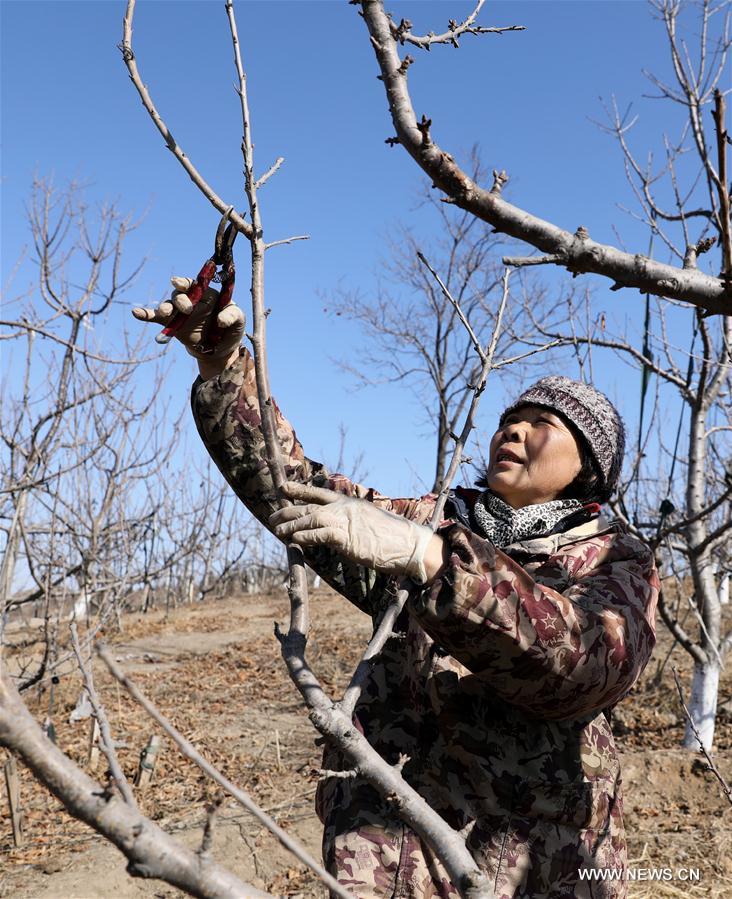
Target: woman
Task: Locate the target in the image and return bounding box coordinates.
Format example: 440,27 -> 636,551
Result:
134,284 -> 659,899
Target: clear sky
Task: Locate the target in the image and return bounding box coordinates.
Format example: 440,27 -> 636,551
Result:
1,0 -> 712,498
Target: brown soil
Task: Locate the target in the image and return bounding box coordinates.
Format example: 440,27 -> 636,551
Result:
1,589 -> 731,899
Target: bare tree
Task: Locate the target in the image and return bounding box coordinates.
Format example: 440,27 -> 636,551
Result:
0,181 -> 316,899
0,179 -> 272,684
0,182 -> 152,643
0,179 -> 145,623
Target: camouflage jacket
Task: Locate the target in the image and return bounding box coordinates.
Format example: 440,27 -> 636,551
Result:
191,349 -> 659,899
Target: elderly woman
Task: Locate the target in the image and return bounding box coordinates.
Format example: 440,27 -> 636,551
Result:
135,285 -> 659,899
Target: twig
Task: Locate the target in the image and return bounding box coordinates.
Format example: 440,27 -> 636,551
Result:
264,235 -> 310,251
97,645 -> 351,899
198,795 -> 224,861
254,156 -> 284,191
340,268 -> 511,734
69,623 -> 136,807
223,0 -> 312,643
416,251 -> 486,362
672,667 -> 732,806
3,755 -> 23,847
318,768 -> 358,781
492,338 -> 566,369
0,320 -> 153,366
119,0 -> 251,240
390,2 -> 525,50
338,582 -> 408,719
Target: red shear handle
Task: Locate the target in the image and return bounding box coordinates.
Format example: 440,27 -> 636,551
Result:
155,258 -> 218,345
198,261 -> 236,354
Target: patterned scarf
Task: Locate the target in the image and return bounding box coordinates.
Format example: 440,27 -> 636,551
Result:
472,490 -> 583,548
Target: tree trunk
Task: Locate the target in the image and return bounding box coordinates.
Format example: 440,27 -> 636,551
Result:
684,394 -> 723,751
683,660 -> 720,751
719,571 -> 729,606
0,492 -> 28,617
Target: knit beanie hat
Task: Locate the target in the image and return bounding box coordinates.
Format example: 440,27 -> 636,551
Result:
499,376 -> 625,496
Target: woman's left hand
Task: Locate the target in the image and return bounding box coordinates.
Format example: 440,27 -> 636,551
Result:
270,483 -> 434,583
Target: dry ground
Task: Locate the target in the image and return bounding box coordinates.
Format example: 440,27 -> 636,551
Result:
1,587 -> 731,899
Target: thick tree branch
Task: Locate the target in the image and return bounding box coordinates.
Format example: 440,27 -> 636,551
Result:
97,646 -> 349,898
358,0 -> 731,315
712,89 -> 732,279
0,665 -> 270,899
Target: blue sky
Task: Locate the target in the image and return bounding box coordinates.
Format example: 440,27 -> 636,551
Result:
1,0 -> 714,498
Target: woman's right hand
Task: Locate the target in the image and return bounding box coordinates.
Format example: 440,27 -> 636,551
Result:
133,277 -> 246,378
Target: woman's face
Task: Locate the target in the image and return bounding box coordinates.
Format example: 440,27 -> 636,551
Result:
485,405 -> 583,509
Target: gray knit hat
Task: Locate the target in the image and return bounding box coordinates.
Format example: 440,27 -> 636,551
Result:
500,376 -> 626,496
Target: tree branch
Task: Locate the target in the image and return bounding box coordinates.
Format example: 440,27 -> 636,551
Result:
431,268 -> 511,520
0,664 -> 271,899
97,646 -> 349,898
70,624 -> 136,807
359,0 -> 731,314
657,585 -> 708,666
389,1 -> 525,50
711,88 -> 732,280
119,0 -> 252,240
416,251 -> 486,362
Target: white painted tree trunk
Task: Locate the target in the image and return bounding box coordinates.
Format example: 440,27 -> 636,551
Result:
0,493 -> 28,620
73,588 -> 90,623
719,572 -> 729,606
683,661 -> 720,751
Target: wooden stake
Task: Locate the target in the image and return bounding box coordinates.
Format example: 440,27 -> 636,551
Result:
87,717 -> 101,772
134,734 -> 161,791
4,755 -> 24,847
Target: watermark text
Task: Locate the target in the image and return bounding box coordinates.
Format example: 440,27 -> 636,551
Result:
579,866 -> 701,883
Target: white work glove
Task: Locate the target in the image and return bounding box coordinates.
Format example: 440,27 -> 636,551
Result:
270,482 -> 434,584
132,276 -> 245,359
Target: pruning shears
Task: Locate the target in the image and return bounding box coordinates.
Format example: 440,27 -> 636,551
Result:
156,207 -> 238,354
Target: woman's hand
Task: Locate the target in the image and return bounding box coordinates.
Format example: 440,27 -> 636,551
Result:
133,277 -> 245,379
270,482 -> 440,584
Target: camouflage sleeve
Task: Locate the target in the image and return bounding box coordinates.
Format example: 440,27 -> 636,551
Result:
190,348 -> 435,617
409,523 -> 659,720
